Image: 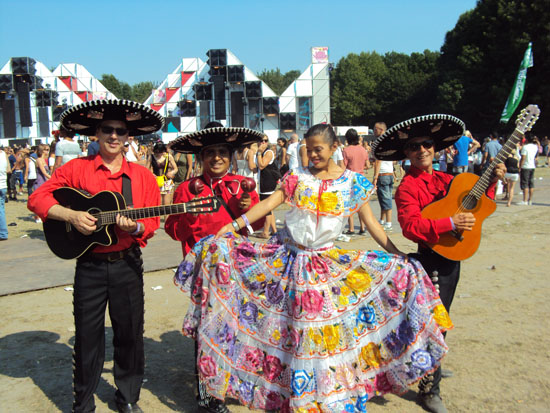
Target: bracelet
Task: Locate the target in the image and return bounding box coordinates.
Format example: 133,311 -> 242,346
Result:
131,222 -> 142,236
231,220 -> 240,232
240,214 -> 250,227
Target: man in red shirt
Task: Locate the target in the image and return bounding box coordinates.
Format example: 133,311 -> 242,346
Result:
372,114 -> 505,413
166,122 -> 264,413
166,123 -> 265,257
28,99 -> 163,413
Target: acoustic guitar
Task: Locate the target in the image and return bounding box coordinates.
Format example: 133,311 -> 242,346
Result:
421,104 -> 540,261
43,187 -> 220,259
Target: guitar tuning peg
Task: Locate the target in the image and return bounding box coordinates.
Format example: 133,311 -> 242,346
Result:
431,270 -> 438,277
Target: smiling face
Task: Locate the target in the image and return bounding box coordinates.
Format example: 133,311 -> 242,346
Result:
404,136 -> 435,173
305,134 -> 337,171
200,144 -> 231,177
96,120 -> 129,159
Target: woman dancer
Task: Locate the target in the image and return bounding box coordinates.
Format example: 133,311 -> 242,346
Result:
31,144 -> 51,222
175,124 -> 452,412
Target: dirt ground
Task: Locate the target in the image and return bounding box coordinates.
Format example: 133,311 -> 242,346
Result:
1,168 -> 549,412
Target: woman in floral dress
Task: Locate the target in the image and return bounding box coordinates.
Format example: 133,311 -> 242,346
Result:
175,124 -> 452,412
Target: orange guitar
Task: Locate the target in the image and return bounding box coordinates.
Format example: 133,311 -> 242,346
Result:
421,104 -> 540,261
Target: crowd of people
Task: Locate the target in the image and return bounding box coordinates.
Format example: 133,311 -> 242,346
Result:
0,96 -> 540,412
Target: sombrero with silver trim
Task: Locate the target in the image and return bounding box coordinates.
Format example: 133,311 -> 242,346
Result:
371,114 -> 465,161
170,127 -> 264,154
60,99 -> 164,136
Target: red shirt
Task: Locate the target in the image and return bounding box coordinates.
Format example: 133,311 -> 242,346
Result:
28,155 -> 160,252
343,145 -> 369,173
395,165 -> 496,246
164,173 -> 264,256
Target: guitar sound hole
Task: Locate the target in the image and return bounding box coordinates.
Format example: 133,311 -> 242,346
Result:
87,207 -> 104,232
462,196 -> 477,210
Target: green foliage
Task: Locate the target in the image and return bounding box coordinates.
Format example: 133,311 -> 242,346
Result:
99,74 -> 157,102
438,0 -> 550,133
257,68 -> 300,96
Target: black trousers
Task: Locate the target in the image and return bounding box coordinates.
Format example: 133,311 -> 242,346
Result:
72,248 -> 144,413
410,248 -> 460,396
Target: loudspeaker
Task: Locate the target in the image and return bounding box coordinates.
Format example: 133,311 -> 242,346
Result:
194,84 -> 212,101
0,74 -> 13,92
212,75 -> 226,120
199,101 -> 211,129
280,113 -> 296,130
177,100 -> 196,117
262,97 -> 279,115
206,49 -> 227,67
208,66 -> 226,78
11,57 -> 36,75
245,81 -> 262,98
52,104 -> 68,122
38,107 -> 50,136
227,65 -> 244,83
16,81 -> 32,127
1,98 -> 17,137
230,91 -> 244,127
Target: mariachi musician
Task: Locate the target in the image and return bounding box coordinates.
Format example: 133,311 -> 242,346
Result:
371,114 -> 506,413
28,99 -> 163,413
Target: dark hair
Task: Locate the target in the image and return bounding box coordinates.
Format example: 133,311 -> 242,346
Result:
304,123 -> 336,146
153,142 -> 167,153
277,137 -> 287,148
345,128 -> 360,145
204,121 -> 223,129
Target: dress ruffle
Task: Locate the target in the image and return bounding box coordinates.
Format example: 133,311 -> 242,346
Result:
174,229 -> 452,412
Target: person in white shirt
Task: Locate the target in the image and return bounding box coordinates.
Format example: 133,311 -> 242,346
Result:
53,128 -> 82,172
124,136 -> 140,163
518,134 -> 539,205
286,134 -> 300,172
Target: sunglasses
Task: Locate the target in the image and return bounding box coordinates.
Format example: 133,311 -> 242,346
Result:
100,126 -> 129,136
405,139 -> 434,151
262,139 -> 269,142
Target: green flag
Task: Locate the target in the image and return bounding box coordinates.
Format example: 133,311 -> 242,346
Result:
500,42 -> 534,123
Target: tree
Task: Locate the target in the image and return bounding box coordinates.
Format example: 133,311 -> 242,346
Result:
331,52 -> 387,125
131,81 -> 157,103
257,68 -> 300,96
437,0 -> 550,133
100,74 -> 132,100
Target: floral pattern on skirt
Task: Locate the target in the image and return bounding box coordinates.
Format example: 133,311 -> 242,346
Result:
175,229 -> 452,412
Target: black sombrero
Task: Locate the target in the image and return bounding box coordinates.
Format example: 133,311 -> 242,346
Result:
170,127 -> 264,154
371,114 -> 465,161
60,99 -> 164,136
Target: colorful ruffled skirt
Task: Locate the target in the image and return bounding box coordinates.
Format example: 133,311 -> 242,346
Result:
174,229 -> 453,412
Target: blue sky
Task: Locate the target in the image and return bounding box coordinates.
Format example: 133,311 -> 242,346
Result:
0,0 -> 477,85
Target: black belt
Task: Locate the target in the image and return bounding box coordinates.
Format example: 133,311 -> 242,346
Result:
82,246 -> 138,262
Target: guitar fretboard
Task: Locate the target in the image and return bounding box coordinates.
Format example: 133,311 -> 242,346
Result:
467,128 -> 523,202
94,198 -> 216,226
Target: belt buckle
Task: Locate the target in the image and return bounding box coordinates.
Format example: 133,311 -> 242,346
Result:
107,250 -> 124,262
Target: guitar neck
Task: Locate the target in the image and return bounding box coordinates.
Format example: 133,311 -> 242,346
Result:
95,202 -> 192,225
469,128 -> 523,200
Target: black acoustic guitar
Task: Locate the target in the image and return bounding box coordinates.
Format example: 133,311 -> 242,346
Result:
43,187 -> 220,259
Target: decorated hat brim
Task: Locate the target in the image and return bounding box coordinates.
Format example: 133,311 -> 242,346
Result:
60,99 -> 164,136
371,114 -> 465,161
170,127 -> 265,154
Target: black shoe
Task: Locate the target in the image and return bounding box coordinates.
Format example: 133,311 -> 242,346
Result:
344,230 -> 355,235
198,397 -> 230,413
115,402 -> 143,413
358,229 -> 366,235
418,393 -> 448,413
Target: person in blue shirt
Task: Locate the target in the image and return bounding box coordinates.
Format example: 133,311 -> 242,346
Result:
452,130 -> 480,175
